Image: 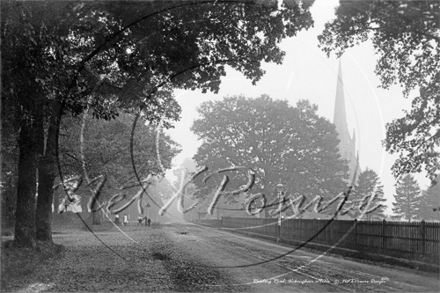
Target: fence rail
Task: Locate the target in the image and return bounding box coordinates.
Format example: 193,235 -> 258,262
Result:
195,217 -> 439,261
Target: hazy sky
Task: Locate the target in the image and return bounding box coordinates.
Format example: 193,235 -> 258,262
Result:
162,0 -> 430,214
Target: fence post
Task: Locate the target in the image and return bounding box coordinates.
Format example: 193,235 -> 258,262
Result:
382,219 -> 387,252
278,218 -> 282,242
421,220 -> 425,256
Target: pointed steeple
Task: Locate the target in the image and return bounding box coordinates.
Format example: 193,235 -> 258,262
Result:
333,59 -> 360,182
333,59 -> 352,144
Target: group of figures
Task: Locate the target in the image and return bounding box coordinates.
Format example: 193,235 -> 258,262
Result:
138,216 -> 152,226
113,214 -> 151,226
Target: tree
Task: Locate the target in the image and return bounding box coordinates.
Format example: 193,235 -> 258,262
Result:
318,0 -> 440,183
348,168 -> 387,220
1,0 -> 315,247
385,80 -> 439,185
418,175 -> 440,221
58,112 -> 180,225
392,174 -> 421,221
191,95 -> 349,217
1,83 -> 19,228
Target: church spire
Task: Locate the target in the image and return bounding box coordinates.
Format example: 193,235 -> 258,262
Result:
333,59 -> 352,144
333,59 -> 360,182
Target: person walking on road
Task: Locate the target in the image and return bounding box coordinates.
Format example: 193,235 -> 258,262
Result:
147,218 -> 151,227
123,214 -> 128,226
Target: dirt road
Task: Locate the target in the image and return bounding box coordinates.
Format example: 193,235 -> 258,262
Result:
163,222 -> 439,293
3,221 -> 438,292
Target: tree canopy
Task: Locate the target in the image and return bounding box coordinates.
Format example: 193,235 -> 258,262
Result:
1,0 -> 316,247
37,112 -> 180,225
191,95 -> 349,216
318,0 -> 440,182
60,113 -> 180,187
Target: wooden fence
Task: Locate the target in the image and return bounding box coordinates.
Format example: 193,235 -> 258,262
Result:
195,217 -> 439,261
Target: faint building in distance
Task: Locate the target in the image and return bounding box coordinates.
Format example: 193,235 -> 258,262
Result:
333,59 -> 361,183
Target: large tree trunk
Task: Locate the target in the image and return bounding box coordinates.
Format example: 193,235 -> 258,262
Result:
14,121 -> 39,248
36,101 -> 62,242
13,84 -> 45,248
36,163 -> 55,241
1,172 -> 18,229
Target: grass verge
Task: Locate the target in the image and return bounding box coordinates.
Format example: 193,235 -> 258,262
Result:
1,240 -> 64,291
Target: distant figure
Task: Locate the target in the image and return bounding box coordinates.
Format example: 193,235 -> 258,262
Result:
147,218 -> 151,227
123,214 -> 128,226
115,214 -> 120,225
137,217 -> 143,225
144,217 -> 148,226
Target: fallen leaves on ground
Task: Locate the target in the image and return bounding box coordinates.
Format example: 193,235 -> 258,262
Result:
2,222 -> 247,292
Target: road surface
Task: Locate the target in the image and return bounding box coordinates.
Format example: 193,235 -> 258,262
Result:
4,221 -> 438,292
161,222 -> 439,292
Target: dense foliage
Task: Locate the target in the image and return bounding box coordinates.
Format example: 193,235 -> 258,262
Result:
56,113 -> 180,222
60,113 -> 180,188
1,0 -> 315,247
318,0 -> 440,182
191,95 -> 349,216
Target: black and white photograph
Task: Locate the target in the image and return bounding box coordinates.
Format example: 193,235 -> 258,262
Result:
1,0 -> 439,292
